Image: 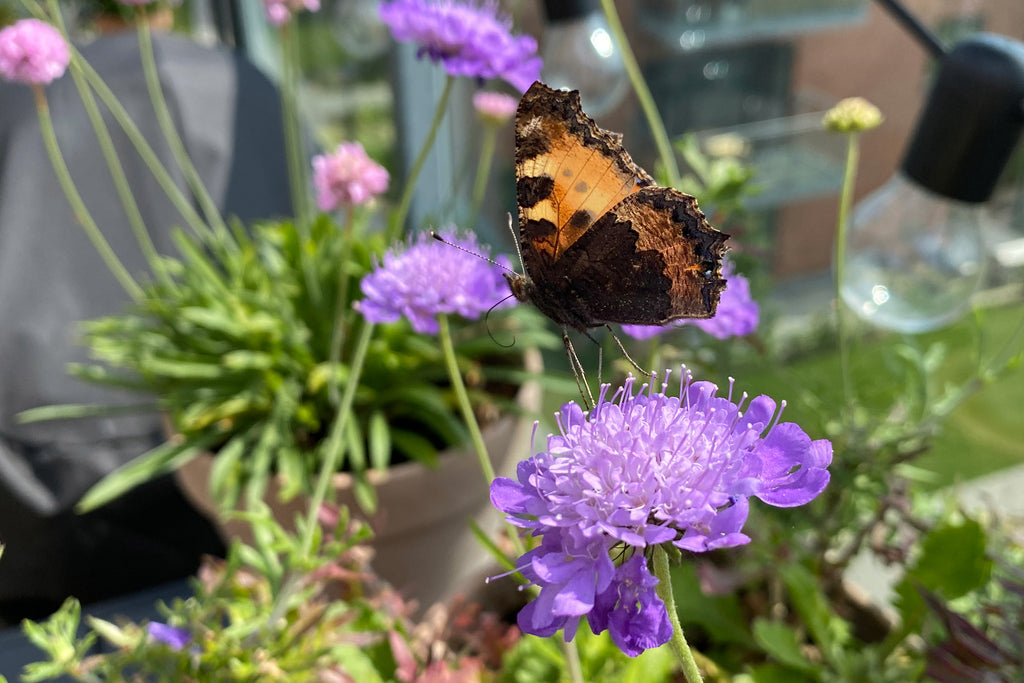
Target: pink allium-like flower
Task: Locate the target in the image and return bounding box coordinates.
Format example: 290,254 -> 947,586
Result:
622,260 -> 760,341
263,0 -> 321,26
312,142 -> 390,211
0,18 -> 70,86
356,230 -> 514,334
473,91 -> 517,126
491,369 -> 832,656
379,0 -> 542,93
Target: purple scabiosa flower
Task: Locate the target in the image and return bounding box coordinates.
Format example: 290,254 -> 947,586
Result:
622,260 -> 759,341
490,369 -> 832,656
356,230 -> 513,334
147,622 -> 191,650
263,0 -> 321,26
312,142 -> 390,211
473,90 -> 517,126
0,19 -> 70,86
379,0 -> 542,93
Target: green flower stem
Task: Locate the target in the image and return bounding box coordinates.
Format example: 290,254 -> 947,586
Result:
328,208 -> 357,407
31,0 -> 214,244
388,75 -> 455,242
280,22 -> 314,226
279,21 -> 322,306
469,123 -> 498,226
32,85 -> 143,301
653,545 -> 703,683
135,10 -> 229,242
562,639 -> 585,683
438,314 -> 529,561
300,320 -> 375,557
62,49 -> 166,285
599,0 -> 680,186
834,132 -> 861,412
438,314 -> 495,484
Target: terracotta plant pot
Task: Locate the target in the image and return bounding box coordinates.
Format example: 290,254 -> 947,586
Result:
176,348 -> 543,610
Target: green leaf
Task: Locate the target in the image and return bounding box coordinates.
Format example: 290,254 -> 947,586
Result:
353,470 -> 378,515
329,643 -> 385,683
20,617 -> 53,652
367,411 -> 390,471
76,433 -> 219,512
177,305 -> 248,337
780,563 -> 850,661
894,518 -> 992,635
208,434 -> 248,510
140,356 -> 225,380
16,402 -> 156,423
222,350 -> 276,370
390,429 -> 438,466
345,417 -> 367,472
909,518 -> 991,599
275,445 -> 305,502
753,618 -> 819,673
66,362 -> 151,390
86,616 -> 133,648
170,229 -> 231,295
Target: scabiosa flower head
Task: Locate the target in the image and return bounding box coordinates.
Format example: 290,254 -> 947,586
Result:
356,230 -> 513,334
312,142 -> 390,211
147,622 -> 191,650
379,0 -> 542,93
0,19 -> 70,86
622,260 -> 759,341
473,90 -> 517,126
490,369 -> 832,655
263,0 -> 321,26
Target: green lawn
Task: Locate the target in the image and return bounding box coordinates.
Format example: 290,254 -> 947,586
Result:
537,301 -> 1024,490
732,301 -> 1024,489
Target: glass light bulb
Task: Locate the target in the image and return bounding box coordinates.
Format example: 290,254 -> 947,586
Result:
839,173 -> 985,333
541,12 -> 629,117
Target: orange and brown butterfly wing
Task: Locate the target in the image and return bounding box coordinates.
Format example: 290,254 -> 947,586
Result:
515,81 -> 654,264
510,81 -> 727,331
557,187 -> 728,326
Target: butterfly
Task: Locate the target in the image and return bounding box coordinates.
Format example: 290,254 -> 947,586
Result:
503,81 -> 728,403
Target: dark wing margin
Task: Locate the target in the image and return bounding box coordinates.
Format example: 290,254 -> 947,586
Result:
554,187 -> 728,326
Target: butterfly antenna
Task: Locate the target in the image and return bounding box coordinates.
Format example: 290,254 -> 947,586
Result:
604,324 -> 653,377
430,231 -> 517,275
484,294 -> 518,349
506,212 -> 527,273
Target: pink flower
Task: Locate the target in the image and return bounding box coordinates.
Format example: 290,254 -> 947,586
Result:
473,91 -> 517,126
0,18 -> 70,86
263,0 -> 321,26
312,142 -> 390,211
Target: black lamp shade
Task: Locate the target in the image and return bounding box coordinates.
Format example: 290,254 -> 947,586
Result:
541,0 -> 597,23
901,33 -> 1024,203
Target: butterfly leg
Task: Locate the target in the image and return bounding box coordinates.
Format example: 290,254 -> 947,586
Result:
604,324 -> 652,378
578,328 -> 606,387
562,328 -> 595,410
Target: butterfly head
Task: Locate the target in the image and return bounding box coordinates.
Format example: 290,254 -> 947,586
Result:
503,271 -> 531,305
